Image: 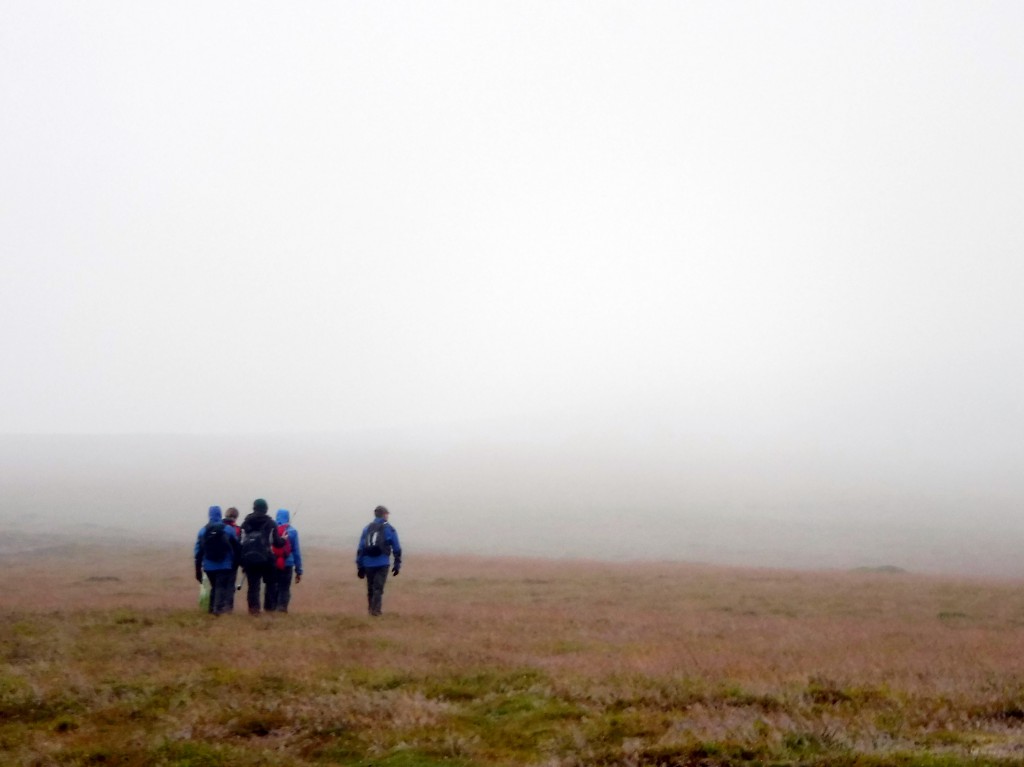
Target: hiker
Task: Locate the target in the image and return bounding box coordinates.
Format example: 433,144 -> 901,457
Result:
266,508 -> 303,612
194,505 -> 240,615
223,507 -> 242,609
223,507 -> 241,536
239,498 -> 286,616
356,505 -> 402,616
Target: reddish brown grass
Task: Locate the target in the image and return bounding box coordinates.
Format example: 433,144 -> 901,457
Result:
3,545 -> 1024,765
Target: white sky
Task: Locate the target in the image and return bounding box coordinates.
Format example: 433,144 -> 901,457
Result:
2,3 -> 1023,495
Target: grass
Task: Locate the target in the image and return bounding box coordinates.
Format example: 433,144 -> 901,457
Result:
2,545 -> 1024,765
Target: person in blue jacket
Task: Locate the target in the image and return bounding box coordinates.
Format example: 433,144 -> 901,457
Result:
194,505 -> 240,615
356,505 -> 402,616
267,508 -> 303,612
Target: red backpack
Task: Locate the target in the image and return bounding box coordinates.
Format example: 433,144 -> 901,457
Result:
272,524 -> 292,571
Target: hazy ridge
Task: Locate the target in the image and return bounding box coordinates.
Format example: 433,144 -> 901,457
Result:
1,431 -> 1021,576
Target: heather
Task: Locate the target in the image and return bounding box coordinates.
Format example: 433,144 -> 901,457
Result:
2,545 -> 1024,766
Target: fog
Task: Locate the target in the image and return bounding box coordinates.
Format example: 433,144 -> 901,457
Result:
3,426 -> 1023,576
2,4 -> 1023,576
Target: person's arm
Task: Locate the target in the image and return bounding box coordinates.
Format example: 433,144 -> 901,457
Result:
291,528 -> 303,580
389,526 -> 402,575
229,525 -> 241,562
355,526 -> 366,578
194,529 -> 204,582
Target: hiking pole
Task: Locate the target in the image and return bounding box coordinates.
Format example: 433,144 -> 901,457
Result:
236,573 -> 246,592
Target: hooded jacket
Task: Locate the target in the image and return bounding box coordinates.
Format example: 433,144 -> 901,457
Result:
274,508 -> 303,576
240,508 -> 285,566
356,518 -> 402,570
194,506 -> 239,572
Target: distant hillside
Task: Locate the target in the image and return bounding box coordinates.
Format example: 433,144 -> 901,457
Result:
2,433 -> 1023,576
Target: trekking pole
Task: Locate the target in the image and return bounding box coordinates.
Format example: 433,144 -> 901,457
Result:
236,573 -> 246,592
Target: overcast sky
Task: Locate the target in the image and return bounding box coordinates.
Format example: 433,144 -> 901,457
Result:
2,3 -> 1023,499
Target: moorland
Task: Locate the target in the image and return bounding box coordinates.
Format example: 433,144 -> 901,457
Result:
3,543 -> 1024,766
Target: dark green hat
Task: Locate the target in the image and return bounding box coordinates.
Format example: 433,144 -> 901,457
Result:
253,498 -> 268,513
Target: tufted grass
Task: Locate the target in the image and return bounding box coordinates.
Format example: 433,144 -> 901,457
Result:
2,545 -> 1024,765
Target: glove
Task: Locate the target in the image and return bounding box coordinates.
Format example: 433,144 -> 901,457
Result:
295,573 -> 302,584
357,567 -> 365,580
195,569 -> 202,583
392,560 -> 401,577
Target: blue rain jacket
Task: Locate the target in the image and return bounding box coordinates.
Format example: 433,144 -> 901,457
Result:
275,509 -> 303,576
194,506 -> 238,572
356,519 -> 402,569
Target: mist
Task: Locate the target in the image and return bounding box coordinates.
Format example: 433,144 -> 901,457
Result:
3,421 -> 1022,576
2,2 -> 1023,577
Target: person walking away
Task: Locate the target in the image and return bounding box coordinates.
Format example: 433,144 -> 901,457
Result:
194,505 -> 240,615
356,505 -> 402,616
266,508 -> 303,612
223,506 -> 241,536
239,498 -> 285,616
223,507 -> 242,610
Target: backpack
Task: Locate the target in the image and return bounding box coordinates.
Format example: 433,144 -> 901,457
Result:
240,522 -> 272,567
363,521 -> 392,558
272,524 -> 292,571
202,522 -> 230,561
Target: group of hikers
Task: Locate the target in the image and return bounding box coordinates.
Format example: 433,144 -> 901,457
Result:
193,499 -> 402,617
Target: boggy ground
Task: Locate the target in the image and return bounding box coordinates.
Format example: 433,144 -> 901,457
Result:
3,544 -> 1024,766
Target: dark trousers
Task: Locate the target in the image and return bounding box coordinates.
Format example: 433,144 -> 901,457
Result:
204,569 -> 234,615
267,566 -> 293,612
228,567 -> 239,612
243,563 -> 274,614
365,565 -> 389,615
